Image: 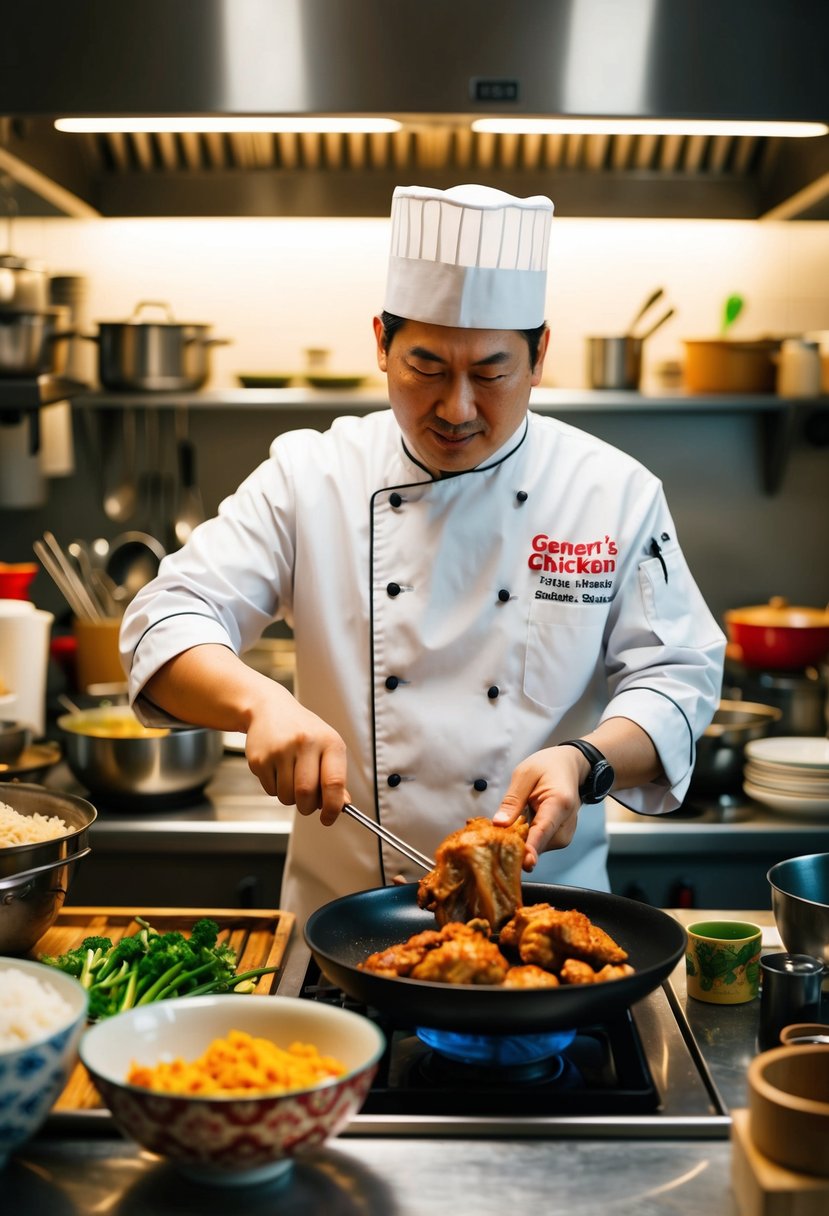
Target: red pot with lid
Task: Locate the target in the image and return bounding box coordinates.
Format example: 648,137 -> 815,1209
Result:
725,596 -> 829,670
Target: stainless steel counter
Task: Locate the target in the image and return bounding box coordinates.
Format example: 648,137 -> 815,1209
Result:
7,910 -> 803,1216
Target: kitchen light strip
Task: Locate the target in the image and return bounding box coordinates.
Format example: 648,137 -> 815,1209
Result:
471,117 -> 828,138
55,116 -> 403,134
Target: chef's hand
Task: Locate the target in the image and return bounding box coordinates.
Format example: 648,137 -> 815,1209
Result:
492,746 -> 585,870
244,683 -> 350,826
144,644 -> 350,826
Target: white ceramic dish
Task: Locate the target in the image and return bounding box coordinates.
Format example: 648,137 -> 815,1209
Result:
745,756 -> 829,782
744,780 -> 829,815
745,737 -> 829,770
221,731 -> 247,753
744,764 -> 829,796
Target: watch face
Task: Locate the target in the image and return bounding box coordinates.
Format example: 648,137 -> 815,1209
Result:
584,759 -> 615,803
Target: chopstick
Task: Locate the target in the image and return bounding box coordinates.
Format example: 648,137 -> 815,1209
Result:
33,533 -> 104,621
341,802 -> 434,872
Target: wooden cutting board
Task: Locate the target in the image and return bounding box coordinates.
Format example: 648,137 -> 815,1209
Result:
31,906 -> 295,1113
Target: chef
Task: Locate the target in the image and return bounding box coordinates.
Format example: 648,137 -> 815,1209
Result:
121,183 -> 725,925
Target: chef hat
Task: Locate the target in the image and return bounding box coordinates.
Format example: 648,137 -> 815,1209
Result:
384,183 -> 554,330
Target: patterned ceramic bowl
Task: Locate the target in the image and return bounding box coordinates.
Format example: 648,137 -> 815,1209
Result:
80,994 -> 385,1186
0,957 -> 88,1167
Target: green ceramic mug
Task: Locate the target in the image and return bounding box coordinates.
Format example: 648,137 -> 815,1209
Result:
685,920 -> 762,1004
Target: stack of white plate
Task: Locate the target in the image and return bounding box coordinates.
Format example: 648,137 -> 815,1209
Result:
743,737 -> 829,816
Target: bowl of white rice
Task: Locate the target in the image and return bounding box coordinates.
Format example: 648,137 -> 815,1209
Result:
0,785 -> 96,956
0,956 -> 88,1167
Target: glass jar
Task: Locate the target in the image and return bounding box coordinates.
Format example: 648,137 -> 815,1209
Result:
775,338 -> 822,398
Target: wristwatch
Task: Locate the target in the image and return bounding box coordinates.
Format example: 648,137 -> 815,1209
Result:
559,739 -> 615,804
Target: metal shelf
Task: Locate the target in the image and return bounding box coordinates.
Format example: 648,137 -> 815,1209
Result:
69,387 -> 829,496
71,386 -> 813,413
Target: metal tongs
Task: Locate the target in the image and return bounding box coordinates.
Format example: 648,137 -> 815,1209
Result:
341,803 -> 433,872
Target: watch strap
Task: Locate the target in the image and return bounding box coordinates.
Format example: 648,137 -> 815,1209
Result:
558,739 -> 607,769
559,739 -> 614,803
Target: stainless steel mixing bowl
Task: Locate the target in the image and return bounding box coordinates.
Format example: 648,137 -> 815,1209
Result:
0,783 -> 96,955
57,706 -> 223,807
768,854 -> 829,967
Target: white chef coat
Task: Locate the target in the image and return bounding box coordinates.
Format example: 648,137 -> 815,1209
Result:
122,409 -> 725,926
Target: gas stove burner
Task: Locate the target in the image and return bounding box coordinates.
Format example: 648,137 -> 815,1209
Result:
413,1027 -> 583,1087
415,1026 -> 577,1067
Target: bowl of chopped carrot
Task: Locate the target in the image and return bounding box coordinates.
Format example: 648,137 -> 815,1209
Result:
79,994 -> 385,1186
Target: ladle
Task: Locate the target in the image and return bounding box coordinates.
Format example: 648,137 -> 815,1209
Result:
103,408 -> 138,523
173,408 -> 205,546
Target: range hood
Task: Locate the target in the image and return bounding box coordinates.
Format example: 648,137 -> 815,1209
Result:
2,0 -> 829,221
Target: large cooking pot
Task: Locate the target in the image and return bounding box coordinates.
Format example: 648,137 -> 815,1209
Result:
725,597 -> 829,670
57,704 -> 223,808
0,254 -> 50,314
688,699 -> 782,797
0,782 -> 96,955
0,306 -> 74,376
85,300 -> 231,392
305,881 -> 687,1034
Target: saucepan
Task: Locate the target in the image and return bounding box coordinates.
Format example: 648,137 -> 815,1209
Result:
725,597 -> 829,670
304,881 -> 687,1034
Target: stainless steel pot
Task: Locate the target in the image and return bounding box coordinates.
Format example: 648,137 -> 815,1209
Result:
57,706 -> 223,807
687,699 -> 782,797
0,254 -> 50,314
586,336 -> 643,389
0,783 -> 96,955
86,301 -> 231,392
0,306 -> 73,376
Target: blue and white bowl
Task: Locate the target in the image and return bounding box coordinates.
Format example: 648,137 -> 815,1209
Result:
0,957 -> 88,1167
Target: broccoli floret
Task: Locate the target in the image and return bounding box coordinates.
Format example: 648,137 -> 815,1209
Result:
189,918 -> 219,951
39,935 -> 113,988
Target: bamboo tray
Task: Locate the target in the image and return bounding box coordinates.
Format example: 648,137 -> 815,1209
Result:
32,906 -> 295,1114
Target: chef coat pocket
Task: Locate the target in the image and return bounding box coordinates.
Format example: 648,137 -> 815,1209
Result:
638,545 -> 721,649
523,600 -> 607,712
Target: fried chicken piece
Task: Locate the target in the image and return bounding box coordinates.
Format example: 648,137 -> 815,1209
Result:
358,927 -> 444,977
417,817 -> 529,931
411,930 -> 509,985
503,965 -> 560,989
560,958 -> 635,985
360,918 -> 504,984
501,904 -> 629,972
499,903 -> 552,954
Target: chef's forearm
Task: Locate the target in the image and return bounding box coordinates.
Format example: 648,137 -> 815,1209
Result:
581,717 -> 663,792
143,643 -> 292,733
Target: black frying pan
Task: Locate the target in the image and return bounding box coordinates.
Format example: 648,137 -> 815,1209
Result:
304,882 -> 687,1034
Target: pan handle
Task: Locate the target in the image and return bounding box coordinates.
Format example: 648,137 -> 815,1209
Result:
0,847 -> 91,893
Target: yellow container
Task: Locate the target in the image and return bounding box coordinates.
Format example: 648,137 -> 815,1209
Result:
73,618 -> 125,691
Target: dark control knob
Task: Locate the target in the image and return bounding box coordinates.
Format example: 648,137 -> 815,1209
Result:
387,773 -> 402,787
473,778 -> 488,792
385,675 -> 400,690
387,582 -> 401,597
498,589 -> 510,603
516,490 -> 528,502
487,686 -> 500,700
389,492 -> 403,508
